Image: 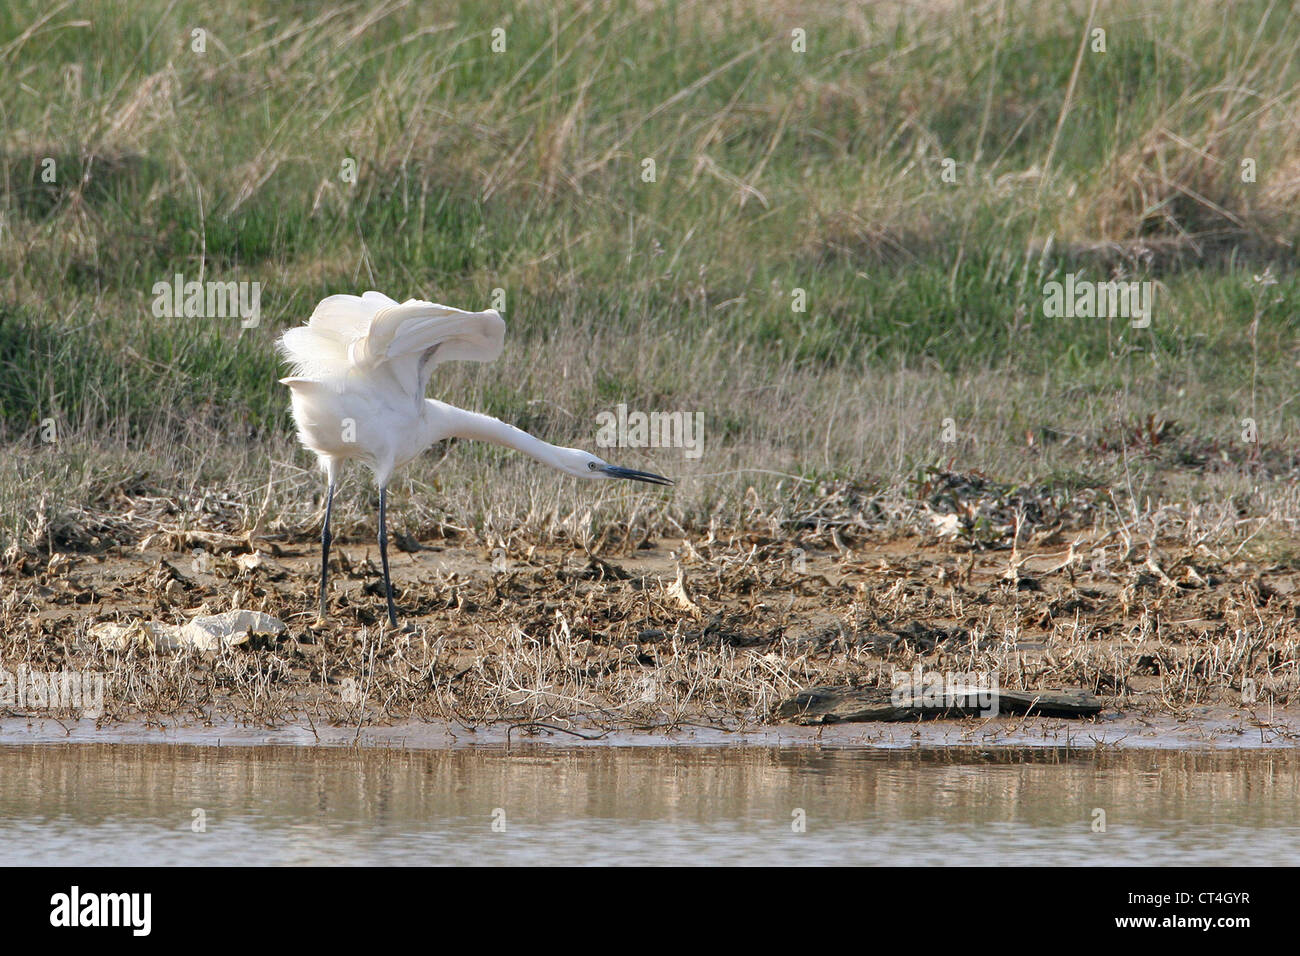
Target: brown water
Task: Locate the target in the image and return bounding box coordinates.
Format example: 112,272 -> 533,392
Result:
1,744 -> 1297,865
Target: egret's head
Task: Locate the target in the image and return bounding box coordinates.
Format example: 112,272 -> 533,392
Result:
563,449 -> 673,486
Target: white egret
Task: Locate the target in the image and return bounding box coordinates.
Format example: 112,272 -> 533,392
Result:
277,291 -> 672,627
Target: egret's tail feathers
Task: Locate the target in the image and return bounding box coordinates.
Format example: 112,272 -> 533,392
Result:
276,327 -> 347,379
278,375 -> 330,392
276,292 -> 505,394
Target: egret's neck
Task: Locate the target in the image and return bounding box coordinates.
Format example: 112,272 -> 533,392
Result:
425,399 -> 574,472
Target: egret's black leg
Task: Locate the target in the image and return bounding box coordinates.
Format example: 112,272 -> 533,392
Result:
318,481 -> 335,622
378,485 -> 398,626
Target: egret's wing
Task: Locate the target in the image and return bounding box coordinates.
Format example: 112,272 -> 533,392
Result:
349,298 -> 505,396
312,291 -> 399,338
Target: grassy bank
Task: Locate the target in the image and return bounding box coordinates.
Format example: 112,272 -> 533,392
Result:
1,0 -> 1299,555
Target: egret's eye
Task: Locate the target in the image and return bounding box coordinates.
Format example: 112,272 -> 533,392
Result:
588,461 -> 599,471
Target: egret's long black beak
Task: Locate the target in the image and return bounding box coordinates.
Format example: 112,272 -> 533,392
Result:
601,465 -> 674,486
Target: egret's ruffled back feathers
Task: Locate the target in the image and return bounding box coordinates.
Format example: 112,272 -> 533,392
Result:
277,291 -> 505,397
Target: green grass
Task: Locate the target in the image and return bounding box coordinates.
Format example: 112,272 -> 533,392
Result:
2,0 -> 1299,549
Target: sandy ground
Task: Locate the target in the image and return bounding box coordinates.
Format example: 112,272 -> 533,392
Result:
3,528 -> 1298,743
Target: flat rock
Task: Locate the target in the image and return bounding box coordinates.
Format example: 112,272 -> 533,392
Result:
774,684 -> 1103,724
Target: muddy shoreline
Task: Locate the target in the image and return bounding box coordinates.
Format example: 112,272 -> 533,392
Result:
2,707 -> 1296,752
4,529 -> 1299,738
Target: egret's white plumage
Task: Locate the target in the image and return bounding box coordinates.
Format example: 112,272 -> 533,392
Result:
277,291 -> 671,626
